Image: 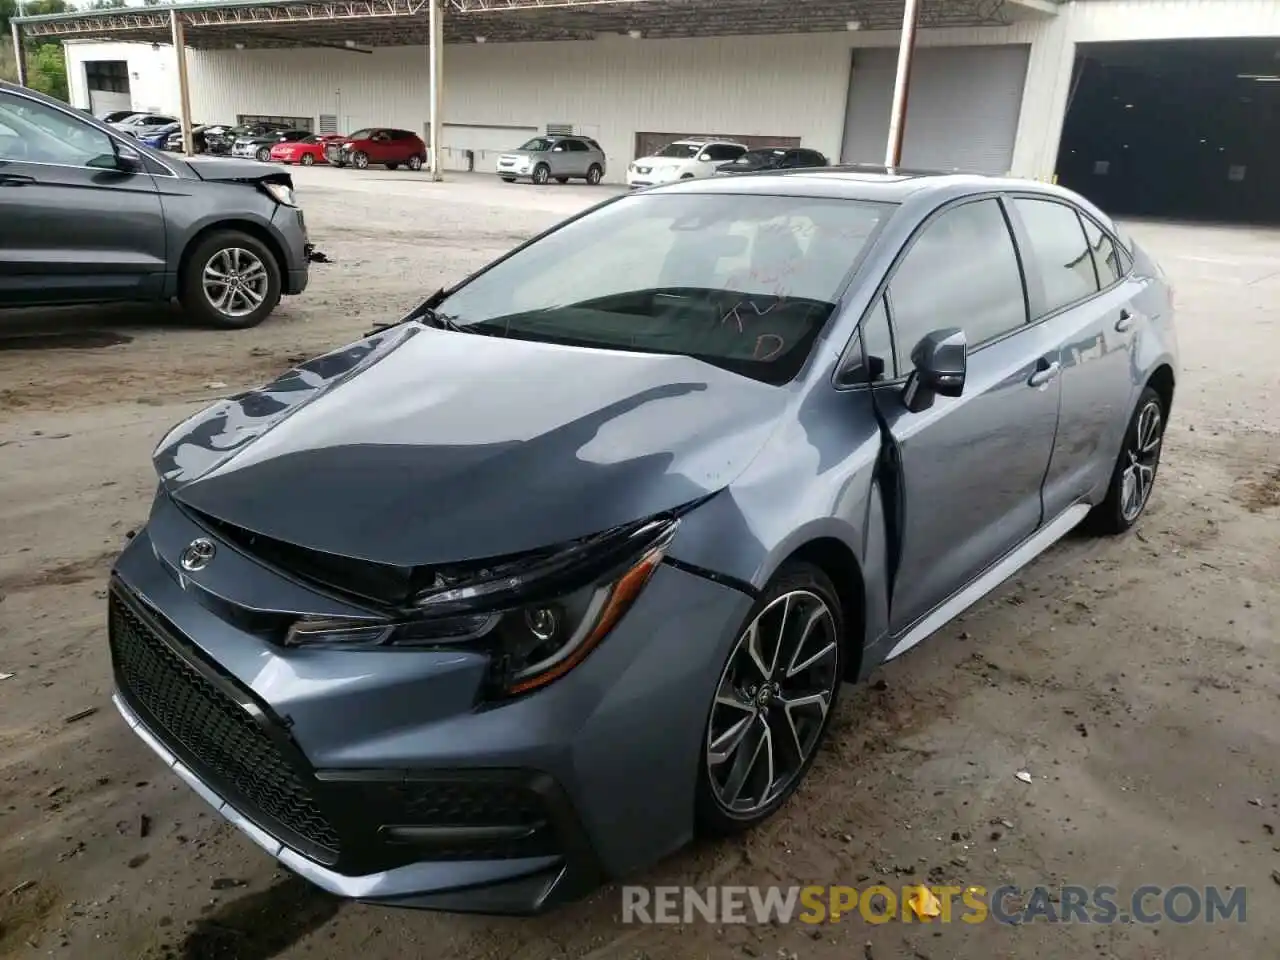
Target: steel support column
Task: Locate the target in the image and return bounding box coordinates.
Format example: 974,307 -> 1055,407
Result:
10,21 -> 27,88
884,0 -> 921,168
171,10 -> 195,156
428,0 -> 443,179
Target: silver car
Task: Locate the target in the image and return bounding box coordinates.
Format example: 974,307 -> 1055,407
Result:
497,134 -> 606,185
108,169 -> 1175,915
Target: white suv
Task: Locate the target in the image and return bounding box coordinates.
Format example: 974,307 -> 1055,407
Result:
626,138 -> 748,188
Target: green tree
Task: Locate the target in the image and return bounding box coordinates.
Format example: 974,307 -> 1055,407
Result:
1,0 -> 18,35
23,0 -> 72,15
85,0 -> 127,8
29,42 -> 68,100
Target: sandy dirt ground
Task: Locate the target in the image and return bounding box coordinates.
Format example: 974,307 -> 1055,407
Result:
1,169 -> 1278,960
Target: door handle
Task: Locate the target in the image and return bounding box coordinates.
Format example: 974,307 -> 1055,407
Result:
1115,309 -> 1135,333
1028,360 -> 1061,388
0,174 -> 35,186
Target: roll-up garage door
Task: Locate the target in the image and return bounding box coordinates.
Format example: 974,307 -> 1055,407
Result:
840,45 -> 1030,175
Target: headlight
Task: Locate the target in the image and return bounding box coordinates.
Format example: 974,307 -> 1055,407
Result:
284,516 -> 680,697
260,181 -> 297,206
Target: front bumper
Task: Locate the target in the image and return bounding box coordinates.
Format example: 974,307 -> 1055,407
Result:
107,497 -> 752,912
272,205 -> 310,296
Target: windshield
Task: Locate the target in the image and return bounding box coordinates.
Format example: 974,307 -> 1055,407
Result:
433,193 -> 891,385
518,137 -> 553,152
657,143 -> 701,158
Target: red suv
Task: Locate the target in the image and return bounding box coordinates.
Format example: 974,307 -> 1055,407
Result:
325,128 -> 428,170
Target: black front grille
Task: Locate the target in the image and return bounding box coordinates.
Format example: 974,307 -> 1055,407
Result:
109,592 -> 341,860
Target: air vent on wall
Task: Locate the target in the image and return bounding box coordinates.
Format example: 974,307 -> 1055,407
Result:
546,123 -> 573,135
319,114 -> 338,133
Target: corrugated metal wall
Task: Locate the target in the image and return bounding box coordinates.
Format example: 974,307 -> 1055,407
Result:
114,0 -> 1280,184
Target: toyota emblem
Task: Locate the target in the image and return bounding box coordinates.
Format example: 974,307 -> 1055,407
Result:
180,538 -> 216,572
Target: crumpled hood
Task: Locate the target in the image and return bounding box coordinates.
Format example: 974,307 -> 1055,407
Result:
155,324 -> 788,566
183,156 -> 291,182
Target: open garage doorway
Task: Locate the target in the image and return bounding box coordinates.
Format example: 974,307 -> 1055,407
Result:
1056,39 -> 1280,222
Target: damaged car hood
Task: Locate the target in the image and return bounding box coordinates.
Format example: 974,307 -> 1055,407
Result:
154,324 -> 788,566
182,156 -> 292,182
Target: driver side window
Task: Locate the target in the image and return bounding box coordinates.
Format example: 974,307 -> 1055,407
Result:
0,92 -> 117,167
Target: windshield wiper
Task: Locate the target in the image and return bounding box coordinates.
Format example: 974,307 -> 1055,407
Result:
364,288 -> 460,337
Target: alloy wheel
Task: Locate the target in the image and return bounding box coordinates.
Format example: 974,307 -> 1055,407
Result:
533,165 -> 549,185
706,590 -> 840,816
202,247 -> 269,320
353,151 -> 369,169
587,165 -> 602,185
1120,399 -> 1163,522
256,147 -> 269,162
408,154 -> 424,171
301,153 -> 315,166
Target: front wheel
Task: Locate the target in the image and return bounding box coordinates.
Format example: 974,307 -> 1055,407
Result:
301,153 -> 315,166
407,153 -> 425,171
1086,385 -> 1166,535
180,230 -> 282,330
255,147 -> 270,162
531,163 -> 550,185
695,562 -> 845,836
586,164 -> 603,185
352,151 -> 369,169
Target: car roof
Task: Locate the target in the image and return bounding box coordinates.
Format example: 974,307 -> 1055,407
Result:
643,165 -> 1088,205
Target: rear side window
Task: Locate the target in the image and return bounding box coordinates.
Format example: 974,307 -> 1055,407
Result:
1080,215 -> 1123,287
704,143 -> 745,161
1012,198 -> 1098,314
887,198 -> 1027,369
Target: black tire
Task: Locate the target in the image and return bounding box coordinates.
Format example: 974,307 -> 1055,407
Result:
179,230 -> 282,330
301,153 -> 315,166
531,163 -> 550,185
555,176 -> 569,184
695,561 -> 845,837
255,146 -> 270,162
386,162 -> 399,171
352,151 -> 369,169
586,164 -> 603,185
1086,385 -> 1166,535
407,154 -> 424,171
500,176 -> 517,183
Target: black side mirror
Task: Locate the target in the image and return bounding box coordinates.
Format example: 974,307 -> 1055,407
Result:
902,328 -> 966,413
113,141 -> 144,172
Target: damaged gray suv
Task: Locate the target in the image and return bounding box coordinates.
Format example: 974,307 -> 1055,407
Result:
108,168 -> 1177,914
0,82 -> 309,327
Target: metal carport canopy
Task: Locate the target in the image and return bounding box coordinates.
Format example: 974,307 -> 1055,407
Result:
11,0 -> 1061,172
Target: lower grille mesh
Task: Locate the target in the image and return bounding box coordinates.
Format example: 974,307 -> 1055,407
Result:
109,593 -> 341,859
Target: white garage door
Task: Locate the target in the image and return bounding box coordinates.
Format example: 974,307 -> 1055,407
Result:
840,45 -> 1030,175
440,123 -> 539,173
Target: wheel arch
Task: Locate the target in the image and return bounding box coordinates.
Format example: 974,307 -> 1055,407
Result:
775,537 -> 867,683
178,219 -> 288,295
1146,363 -> 1176,417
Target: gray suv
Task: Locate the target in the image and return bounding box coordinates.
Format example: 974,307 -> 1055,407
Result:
496,134 -> 606,185
0,82 -> 310,328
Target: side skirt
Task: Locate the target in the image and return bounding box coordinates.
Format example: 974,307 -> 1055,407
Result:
880,502 -> 1091,663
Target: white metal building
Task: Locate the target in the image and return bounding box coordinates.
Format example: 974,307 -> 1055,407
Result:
27,0 -> 1280,215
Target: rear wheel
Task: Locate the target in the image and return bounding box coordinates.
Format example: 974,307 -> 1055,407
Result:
586,164 -> 603,185
180,230 -> 282,330
1086,386 -> 1166,535
695,562 -> 845,836
352,151 -> 369,169
301,153 -> 315,166
531,163 -> 550,185
407,153 -> 425,171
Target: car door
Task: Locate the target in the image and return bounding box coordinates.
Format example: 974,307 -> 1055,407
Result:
547,139 -> 571,177
366,130 -> 390,163
1007,195 -> 1143,518
0,89 -> 166,305
870,195 -> 1063,635
564,139 -> 590,176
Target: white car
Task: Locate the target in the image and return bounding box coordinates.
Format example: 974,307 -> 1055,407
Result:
626,138 -> 748,188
